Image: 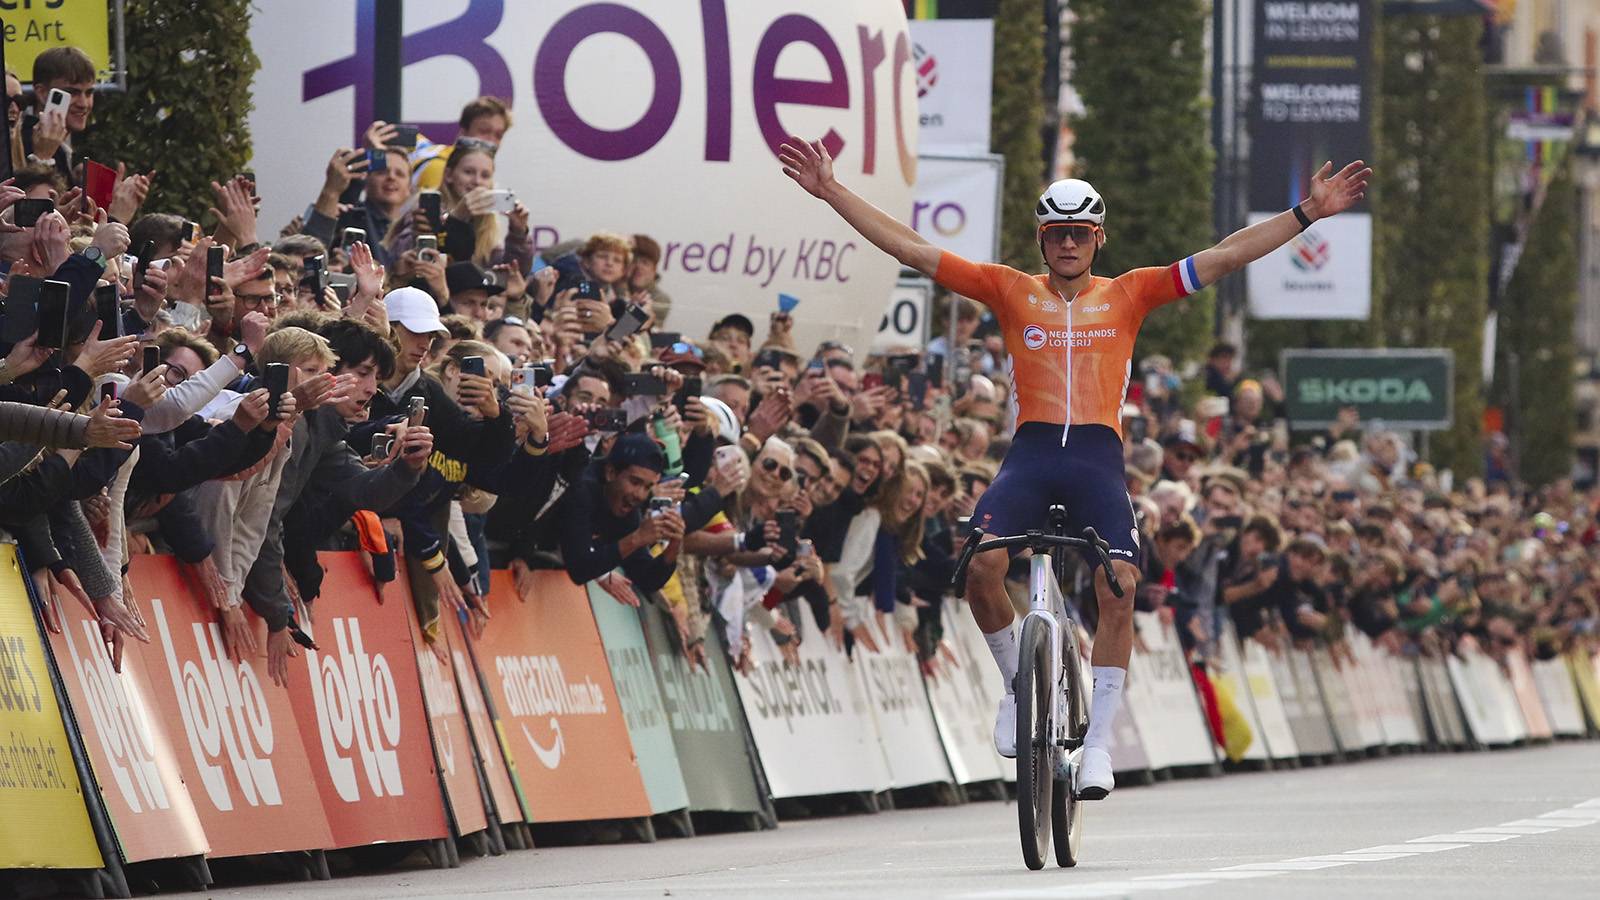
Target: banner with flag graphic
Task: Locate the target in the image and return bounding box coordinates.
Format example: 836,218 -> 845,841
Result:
1246,0 -> 1373,320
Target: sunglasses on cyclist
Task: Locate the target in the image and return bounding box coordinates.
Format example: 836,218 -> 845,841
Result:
1039,223 -> 1102,246
760,457 -> 793,482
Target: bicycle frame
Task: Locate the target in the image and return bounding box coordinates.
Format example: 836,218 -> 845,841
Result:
1025,551 -> 1086,777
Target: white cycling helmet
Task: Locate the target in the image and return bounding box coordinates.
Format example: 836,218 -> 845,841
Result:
1035,178 -> 1106,227
698,395 -> 742,445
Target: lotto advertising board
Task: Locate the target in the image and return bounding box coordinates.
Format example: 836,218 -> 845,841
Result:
247,0 -> 920,355
281,554 -> 450,848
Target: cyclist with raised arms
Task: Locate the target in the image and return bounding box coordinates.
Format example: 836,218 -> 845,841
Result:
778,137 -> 1368,800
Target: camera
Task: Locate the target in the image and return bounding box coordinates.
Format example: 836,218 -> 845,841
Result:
371,433 -> 396,459
585,407 -> 628,432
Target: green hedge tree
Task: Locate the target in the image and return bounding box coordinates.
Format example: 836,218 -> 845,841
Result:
76,0 -> 259,224
1372,13 -> 1490,477
991,0 -> 1047,271
1069,0 -> 1213,363
1500,160 -> 1578,487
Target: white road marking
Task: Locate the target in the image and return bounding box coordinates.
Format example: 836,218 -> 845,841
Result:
966,797 -> 1600,899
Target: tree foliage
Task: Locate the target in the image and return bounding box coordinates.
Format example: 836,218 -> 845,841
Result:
1501,160 -> 1578,487
990,0 -> 1047,271
1069,0 -> 1213,363
76,0 -> 259,225
1372,14 -> 1490,477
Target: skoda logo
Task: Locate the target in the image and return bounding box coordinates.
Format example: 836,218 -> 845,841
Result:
1023,325 -> 1047,350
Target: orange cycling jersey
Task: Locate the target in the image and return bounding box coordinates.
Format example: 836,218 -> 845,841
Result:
934,251 -> 1203,441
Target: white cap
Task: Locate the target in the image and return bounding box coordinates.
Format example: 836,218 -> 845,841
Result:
385,286 -> 447,336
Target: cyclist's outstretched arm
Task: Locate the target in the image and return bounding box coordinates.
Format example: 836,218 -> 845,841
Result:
1191,159 -> 1370,286
779,137 -> 942,279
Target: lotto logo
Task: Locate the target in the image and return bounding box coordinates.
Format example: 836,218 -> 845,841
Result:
62,617 -> 170,814
155,598 -> 282,812
306,617 -> 405,802
1023,325 -> 1047,350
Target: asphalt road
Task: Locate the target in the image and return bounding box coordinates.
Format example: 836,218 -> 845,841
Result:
218,741 -> 1599,900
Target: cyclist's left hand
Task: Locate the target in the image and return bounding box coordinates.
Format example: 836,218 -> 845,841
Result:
1305,159 -> 1370,219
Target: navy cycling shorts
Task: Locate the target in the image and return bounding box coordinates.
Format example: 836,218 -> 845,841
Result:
971,422 -> 1140,567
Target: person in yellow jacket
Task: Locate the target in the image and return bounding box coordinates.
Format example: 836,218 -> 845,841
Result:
408,96 -> 515,191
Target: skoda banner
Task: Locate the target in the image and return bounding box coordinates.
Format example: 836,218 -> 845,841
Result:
905,19 -> 992,155
1281,349 -> 1454,431
1245,0 -> 1372,320
247,0 -> 919,356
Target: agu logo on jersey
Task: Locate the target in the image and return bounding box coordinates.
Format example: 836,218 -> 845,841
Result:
1023,325 -> 1047,350
1290,230 -> 1330,272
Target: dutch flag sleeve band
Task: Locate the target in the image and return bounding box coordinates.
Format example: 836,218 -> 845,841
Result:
1170,255 -> 1203,297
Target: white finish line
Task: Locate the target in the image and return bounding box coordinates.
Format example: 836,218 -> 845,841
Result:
968,797 -> 1600,898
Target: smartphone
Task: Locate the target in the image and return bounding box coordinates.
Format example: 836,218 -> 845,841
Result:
407,395 -> 428,426
44,88 -> 71,118
753,348 -> 784,371
776,509 -> 800,553
907,372 -> 929,411
460,356 -> 487,378
264,362 -> 290,416
371,432 -> 395,459
1126,414 -> 1149,444
514,364 -> 553,390
341,227 -> 367,248
415,232 -> 440,265
99,381 -> 119,403
927,355 -> 945,389
650,331 -> 682,350
623,372 -> 668,397
35,279 -> 73,349
239,170 -> 257,197
585,407 -> 628,432
674,375 -> 703,413
206,244 -> 225,298
0,276 -> 41,345
862,372 -> 884,391
94,284 -> 123,338
418,191 -> 443,232
121,237 -> 151,285
648,496 -> 675,514
390,125 -> 420,150
332,281 -> 353,306
142,345 -> 161,376
14,197 -> 53,228
185,220 -> 201,243
487,189 -> 517,214
1213,515 -> 1244,531
604,303 -> 649,343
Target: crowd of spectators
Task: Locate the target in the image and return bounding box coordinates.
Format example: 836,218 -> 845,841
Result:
0,46 -> 1594,699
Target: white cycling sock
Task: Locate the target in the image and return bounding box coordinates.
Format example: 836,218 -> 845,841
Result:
1083,665 -> 1126,752
983,622 -> 1019,696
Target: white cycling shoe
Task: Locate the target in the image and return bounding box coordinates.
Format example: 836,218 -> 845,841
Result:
1074,746 -> 1114,800
994,694 -> 1017,758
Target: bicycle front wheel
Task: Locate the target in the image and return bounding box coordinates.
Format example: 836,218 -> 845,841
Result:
1015,616 -> 1052,870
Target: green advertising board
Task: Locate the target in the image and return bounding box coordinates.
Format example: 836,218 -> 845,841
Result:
586,583 -> 690,817
1281,349 -> 1453,430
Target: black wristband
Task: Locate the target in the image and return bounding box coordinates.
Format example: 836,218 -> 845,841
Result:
1292,203 -> 1314,231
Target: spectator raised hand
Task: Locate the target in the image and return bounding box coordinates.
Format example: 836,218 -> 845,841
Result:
108,164 -> 154,224
209,176 -> 260,249
85,397 -> 143,449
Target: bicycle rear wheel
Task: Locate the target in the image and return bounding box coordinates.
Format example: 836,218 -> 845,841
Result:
1015,616 -> 1052,870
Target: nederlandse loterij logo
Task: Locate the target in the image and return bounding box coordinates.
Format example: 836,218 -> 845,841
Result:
1023,325 -> 1047,350
1290,229 -> 1331,272
913,43 -> 938,97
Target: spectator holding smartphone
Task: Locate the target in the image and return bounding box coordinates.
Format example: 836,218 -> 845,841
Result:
386,139 -> 530,272
305,144 -> 412,267
407,96 -> 514,191
23,47 -> 96,183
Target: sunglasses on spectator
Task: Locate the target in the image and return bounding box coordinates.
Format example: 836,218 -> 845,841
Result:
454,136 -> 498,156
671,341 -> 704,359
760,457 -> 793,482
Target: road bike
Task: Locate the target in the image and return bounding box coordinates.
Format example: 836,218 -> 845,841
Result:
952,505 -> 1123,870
